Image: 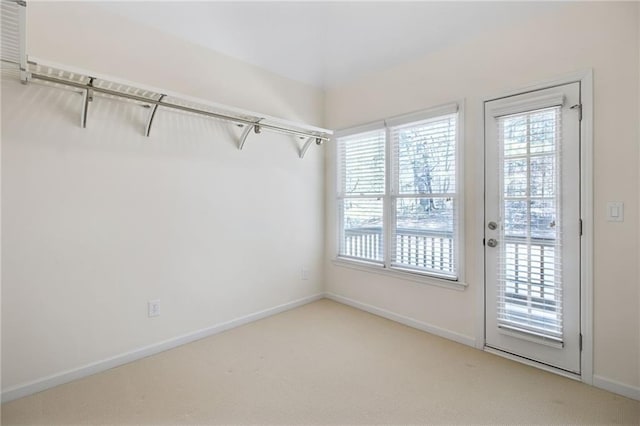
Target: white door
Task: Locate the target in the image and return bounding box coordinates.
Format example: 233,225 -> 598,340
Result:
485,83 -> 581,373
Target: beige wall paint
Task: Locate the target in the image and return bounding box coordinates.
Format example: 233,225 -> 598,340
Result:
325,2 -> 639,390
3,0 -> 639,399
26,2 -> 323,127
1,3 -> 325,390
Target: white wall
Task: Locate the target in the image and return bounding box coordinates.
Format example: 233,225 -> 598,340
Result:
1,2 -> 325,393
325,2 -> 640,392
26,2 -> 323,126
3,0 -> 639,401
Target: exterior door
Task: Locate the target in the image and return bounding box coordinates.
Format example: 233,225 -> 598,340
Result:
485,83 -> 581,373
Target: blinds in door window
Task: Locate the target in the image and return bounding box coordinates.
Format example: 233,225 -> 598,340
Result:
497,107 -> 564,341
337,129 -> 386,263
389,114 -> 458,278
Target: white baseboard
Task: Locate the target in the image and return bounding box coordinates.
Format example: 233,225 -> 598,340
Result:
324,292 -> 476,347
1,293 -> 324,403
593,375 -> 640,401
8,292 -> 635,404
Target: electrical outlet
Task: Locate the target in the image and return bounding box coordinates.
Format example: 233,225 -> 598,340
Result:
301,268 -> 309,280
148,299 -> 160,318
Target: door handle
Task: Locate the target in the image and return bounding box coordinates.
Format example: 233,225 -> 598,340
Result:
487,238 -> 498,247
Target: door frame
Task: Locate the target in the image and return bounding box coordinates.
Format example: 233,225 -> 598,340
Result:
474,70 -> 593,384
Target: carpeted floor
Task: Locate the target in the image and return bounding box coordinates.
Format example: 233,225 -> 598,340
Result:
2,298 -> 639,425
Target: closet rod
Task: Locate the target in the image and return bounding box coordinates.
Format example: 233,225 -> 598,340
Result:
30,72 -> 330,142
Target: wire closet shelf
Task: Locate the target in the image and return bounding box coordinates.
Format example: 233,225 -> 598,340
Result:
1,1 -> 331,159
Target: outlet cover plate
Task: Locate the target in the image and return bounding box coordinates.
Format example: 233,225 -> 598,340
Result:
148,299 -> 160,317
607,202 -> 624,222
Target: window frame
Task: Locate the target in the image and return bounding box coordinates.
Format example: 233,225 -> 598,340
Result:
333,101 -> 466,289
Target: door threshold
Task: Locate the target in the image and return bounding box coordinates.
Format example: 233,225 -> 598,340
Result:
484,346 -> 582,381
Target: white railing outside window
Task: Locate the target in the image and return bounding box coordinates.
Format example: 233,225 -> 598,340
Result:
336,103 -> 462,282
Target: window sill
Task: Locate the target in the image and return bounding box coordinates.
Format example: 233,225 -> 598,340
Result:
331,257 -> 468,291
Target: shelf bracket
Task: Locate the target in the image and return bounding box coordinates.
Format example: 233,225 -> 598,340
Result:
299,137 -> 314,159
238,121 -> 262,150
23,59 -> 333,154
299,137 -> 323,159
80,77 -> 95,128
17,0 -> 28,84
144,94 -> 165,137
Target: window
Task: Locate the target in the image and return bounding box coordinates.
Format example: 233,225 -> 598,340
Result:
336,103 -> 462,281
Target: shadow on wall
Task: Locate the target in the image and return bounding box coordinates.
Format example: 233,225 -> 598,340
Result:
26,2 -> 324,129
4,76 -> 318,161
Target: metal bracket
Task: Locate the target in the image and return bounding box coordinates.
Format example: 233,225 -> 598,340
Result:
299,137 -> 323,159
80,77 -> 95,128
25,60 -> 334,153
238,120 -> 262,150
579,333 -> 583,351
570,103 -> 582,121
144,94 -> 165,137
299,137 -> 315,159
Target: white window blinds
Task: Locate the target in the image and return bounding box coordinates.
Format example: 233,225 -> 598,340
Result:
497,106 -> 563,341
390,114 -> 458,278
337,129 -> 386,263
336,103 -> 461,282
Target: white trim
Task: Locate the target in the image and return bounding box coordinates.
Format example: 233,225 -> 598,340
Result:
334,120 -> 385,138
26,56 -> 332,136
578,70 -> 594,386
384,124 -> 393,268
18,0 -> 27,82
593,375 -> 640,401
487,93 -> 565,118
456,100 -> 466,284
476,69 -> 594,384
474,96 -> 486,350
333,136 -> 343,258
384,102 -> 458,128
484,83 -> 581,373
335,100 -> 466,287
484,347 -> 581,381
483,69 -> 595,104
334,102 -> 459,137
325,292 -> 476,347
1,293 -> 324,403
331,257 -> 467,291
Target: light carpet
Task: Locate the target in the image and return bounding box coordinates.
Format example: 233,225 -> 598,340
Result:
2,299 -> 639,425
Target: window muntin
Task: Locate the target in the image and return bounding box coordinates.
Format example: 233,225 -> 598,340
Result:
390,114 -> 458,278
497,107 -> 563,339
336,106 -> 461,281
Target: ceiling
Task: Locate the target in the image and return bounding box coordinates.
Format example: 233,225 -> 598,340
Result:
97,2 -> 562,89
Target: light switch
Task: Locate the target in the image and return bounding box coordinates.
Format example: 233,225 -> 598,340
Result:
607,202 -> 624,222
